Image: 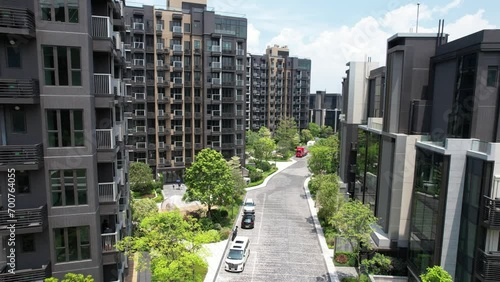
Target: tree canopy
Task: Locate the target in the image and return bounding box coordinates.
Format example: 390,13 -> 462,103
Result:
131,198 -> 158,225
300,129 -> 314,144
330,200 -> 378,275
275,117 -> 299,156
227,156 -> 246,205
320,125 -> 334,137
315,174 -> 342,220
253,137 -> 276,161
308,145 -> 336,175
308,122 -> 321,137
245,130 -> 259,150
183,148 -> 235,215
117,211 -> 207,282
420,266 -> 453,282
257,126 -> 272,138
129,162 -> 155,194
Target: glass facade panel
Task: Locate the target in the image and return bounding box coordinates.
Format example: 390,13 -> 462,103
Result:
409,147 -> 447,277
355,129 -> 380,213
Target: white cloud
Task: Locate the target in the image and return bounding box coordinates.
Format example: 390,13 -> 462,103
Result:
247,24 -> 261,54
263,2 -> 496,92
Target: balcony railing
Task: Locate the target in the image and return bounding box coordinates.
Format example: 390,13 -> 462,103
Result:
96,129 -> 116,149
236,49 -> 245,56
92,16 -> 112,38
211,45 -> 221,52
0,261 -> 51,282
0,79 -> 39,99
94,74 -> 112,94
212,78 -> 221,85
172,44 -> 182,52
0,205 -> 47,235
475,249 -> 500,281
172,26 -> 182,33
482,195 -> 500,229
0,7 -> 35,36
236,80 -> 244,86
211,62 -> 221,69
102,227 -> 120,252
98,181 -> 119,203
0,144 -> 43,170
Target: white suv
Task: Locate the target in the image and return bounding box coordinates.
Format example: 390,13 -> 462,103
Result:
225,236 -> 250,272
243,199 -> 255,214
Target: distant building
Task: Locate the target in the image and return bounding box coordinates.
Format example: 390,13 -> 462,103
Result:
308,91 -> 342,132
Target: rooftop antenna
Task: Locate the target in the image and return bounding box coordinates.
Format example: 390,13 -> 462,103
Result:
416,3 -> 420,33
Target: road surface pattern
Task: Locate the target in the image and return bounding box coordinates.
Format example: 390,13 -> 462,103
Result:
215,158 -> 330,282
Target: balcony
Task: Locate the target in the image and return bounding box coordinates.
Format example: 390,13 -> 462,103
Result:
98,181 -> 120,203
0,79 -> 39,104
0,144 -> 43,171
210,45 -> 222,53
211,78 -> 221,85
0,205 -> 47,235
236,49 -> 245,56
92,16 -> 112,38
236,80 -> 244,87
482,195 -> 500,229
172,25 -> 183,37
173,78 -> 182,86
94,74 -> 116,94
0,262 -> 51,282
133,22 -> 144,30
172,44 -> 183,54
0,7 -> 35,37
102,226 -> 121,252
475,249 -> 500,281
96,129 -> 117,150
211,62 -> 221,69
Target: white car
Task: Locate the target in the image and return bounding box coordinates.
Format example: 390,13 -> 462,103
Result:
243,199 -> 255,214
225,236 -> 250,272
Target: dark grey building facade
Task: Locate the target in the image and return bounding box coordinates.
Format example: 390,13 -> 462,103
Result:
0,0 -> 131,281
123,1 -> 247,182
308,91 -> 342,132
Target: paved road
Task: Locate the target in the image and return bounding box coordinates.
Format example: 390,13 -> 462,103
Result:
215,157 -> 330,282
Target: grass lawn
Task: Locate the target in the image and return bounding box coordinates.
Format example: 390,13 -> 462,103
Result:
247,166 -> 279,187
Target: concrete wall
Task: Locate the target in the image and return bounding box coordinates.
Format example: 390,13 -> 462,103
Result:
345,61 -> 379,124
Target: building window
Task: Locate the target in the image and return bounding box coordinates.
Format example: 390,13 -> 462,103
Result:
487,66 -> 498,87
6,47 -> 21,68
184,23 -> 191,33
40,0 -> 79,23
194,40 -> 201,50
42,46 -> 81,86
16,171 -> 30,194
47,109 -> 84,147
21,234 -> 35,253
11,106 -> 26,133
50,169 -> 87,206
54,226 -> 90,263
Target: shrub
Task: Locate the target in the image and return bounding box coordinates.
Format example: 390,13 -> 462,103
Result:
198,217 -> 213,231
360,274 -> 370,282
220,210 -> 229,218
391,257 -> 408,276
326,237 -> 336,249
195,230 -> 221,244
335,252 -> 356,266
249,170 -> 263,182
335,254 -> 348,264
256,160 -> 272,172
340,278 -> 357,282
213,223 -> 222,230
186,210 -> 201,220
362,253 -> 392,275
219,227 -> 232,240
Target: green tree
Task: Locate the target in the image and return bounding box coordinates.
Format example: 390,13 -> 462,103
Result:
227,156 -> 246,205
129,162 -> 155,194
330,200 -> 378,279
131,198 -> 158,224
308,145 -> 335,175
258,126 -> 272,138
320,125 -> 334,137
183,148 -> 235,216
300,129 -> 313,144
117,211 -> 207,282
245,130 -> 260,150
308,122 -> 321,137
275,117 -> 299,155
420,266 -> 453,282
315,174 -> 341,220
45,273 -> 94,282
253,137 -> 276,162
316,134 -> 340,172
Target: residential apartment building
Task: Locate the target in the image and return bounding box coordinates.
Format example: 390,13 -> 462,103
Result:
247,45 -> 311,132
308,91 -> 342,132
123,0 -> 247,182
0,0 -> 130,281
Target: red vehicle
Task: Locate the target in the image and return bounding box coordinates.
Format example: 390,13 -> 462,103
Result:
296,146 -> 308,157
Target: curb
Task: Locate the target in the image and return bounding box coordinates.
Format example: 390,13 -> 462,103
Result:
303,177 -> 340,282
245,159 -> 297,191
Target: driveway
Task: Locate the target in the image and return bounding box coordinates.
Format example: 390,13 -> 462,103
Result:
215,158 -> 330,281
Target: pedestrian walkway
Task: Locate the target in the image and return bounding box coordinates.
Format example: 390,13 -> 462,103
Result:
202,239 -> 229,282
245,159 -> 297,191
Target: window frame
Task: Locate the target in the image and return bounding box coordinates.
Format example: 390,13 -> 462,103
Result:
46,109 -> 85,147
50,169 -> 87,206
42,46 -> 82,86
6,46 -> 21,68
54,226 -> 91,263
40,0 -> 79,23
11,106 -> 26,134
487,66 -> 498,88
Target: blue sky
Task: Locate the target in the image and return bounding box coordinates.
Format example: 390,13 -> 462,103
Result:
133,0 -> 499,92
